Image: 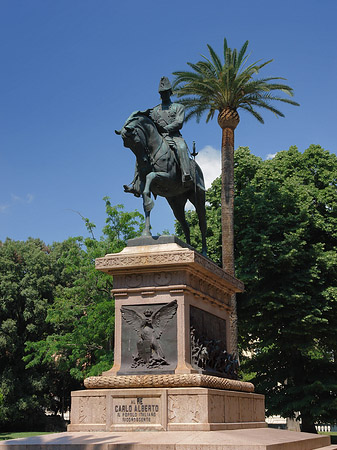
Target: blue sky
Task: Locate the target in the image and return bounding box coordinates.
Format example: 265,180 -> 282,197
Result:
1,0 -> 336,244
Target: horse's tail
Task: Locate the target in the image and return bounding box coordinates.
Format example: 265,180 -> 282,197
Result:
190,159 -> 206,192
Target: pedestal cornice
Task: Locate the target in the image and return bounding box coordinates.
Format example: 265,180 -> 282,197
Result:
96,243 -> 244,295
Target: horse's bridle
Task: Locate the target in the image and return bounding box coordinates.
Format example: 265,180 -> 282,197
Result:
132,120 -> 165,169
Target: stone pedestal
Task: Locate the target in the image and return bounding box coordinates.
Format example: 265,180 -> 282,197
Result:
68,237 -> 266,432
97,236 -> 244,377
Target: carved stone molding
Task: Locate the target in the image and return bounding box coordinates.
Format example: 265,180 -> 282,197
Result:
114,271 -> 181,290
109,259 -> 235,308
168,394 -> 202,424
95,245 -> 244,294
84,374 -> 254,393
125,274 -> 143,288
96,251 -> 192,269
154,272 -> 172,286
78,395 -> 106,424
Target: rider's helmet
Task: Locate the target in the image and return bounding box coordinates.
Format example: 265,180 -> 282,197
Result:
158,76 -> 172,93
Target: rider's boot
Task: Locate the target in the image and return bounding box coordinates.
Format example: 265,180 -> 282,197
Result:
176,144 -> 193,188
123,184 -> 141,197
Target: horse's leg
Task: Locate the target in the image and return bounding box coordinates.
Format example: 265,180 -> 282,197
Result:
189,188 -> 207,256
141,187 -> 152,236
138,177 -> 151,237
143,171 -> 171,212
142,207 -> 151,236
142,172 -> 156,212
166,195 -> 190,245
142,171 -> 171,236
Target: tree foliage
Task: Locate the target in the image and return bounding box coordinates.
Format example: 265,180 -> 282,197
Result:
0,199 -> 144,430
172,38 -> 299,124
0,238 -> 60,429
177,145 -> 337,431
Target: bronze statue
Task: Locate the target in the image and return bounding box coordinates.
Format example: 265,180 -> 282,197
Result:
124,77 -> 192,196
116,77 -> 207,256
121,301 -> 178,369
149,77 -> 192,187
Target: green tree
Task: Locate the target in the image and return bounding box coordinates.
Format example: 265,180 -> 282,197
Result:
25,197 -> 143,418
235,146 -> 337,433
173,38 -> 299,355
179,145 -> 337,432
0,238 -> 58,429
25,200 -> 144,412
0,199 -> 144,429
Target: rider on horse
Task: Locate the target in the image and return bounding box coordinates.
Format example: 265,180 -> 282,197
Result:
124,77 -> 192,197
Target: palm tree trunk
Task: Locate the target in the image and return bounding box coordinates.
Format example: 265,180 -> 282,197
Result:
221,126 -> 237,357
221,127 -> 235,276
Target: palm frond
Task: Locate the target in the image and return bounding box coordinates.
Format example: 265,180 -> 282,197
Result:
172,38 -> 299,125
197,59 -> 219,78
232,48 -> 238,70
206,44 -> 223,74
186,62 -> 204,75
225,47 -> 232,67
242,98 -> 286,117
240,104 -> 265,123
266,96 -> 300,106
237,40 -> 249,67
223,37 -> 228,62
254,59 -> 274,72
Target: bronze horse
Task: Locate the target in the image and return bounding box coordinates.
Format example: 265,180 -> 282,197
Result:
116,112 -> 207,256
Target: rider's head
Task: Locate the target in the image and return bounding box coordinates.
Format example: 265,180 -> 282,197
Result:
158,77 -> 172,99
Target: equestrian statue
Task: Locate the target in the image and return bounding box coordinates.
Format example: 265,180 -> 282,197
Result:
116,77 -> 207,256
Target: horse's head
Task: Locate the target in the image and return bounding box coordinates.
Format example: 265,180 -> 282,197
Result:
115,112 -> 150,152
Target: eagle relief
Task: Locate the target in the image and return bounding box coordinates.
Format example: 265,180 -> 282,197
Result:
121,300 -> 178,370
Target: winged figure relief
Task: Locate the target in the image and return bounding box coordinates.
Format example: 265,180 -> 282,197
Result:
121,300 -> 178,369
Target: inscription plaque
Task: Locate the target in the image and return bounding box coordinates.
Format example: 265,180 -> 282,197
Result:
112,396 -> 161,424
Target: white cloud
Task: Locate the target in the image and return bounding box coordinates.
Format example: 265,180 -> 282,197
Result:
266,153 -> 277,160
195,145 -> 221,189
27,193 -> 34,203
185,145 -> 221,211
11,193 -> 34,204
11,194 -> 21,202
2,193 -> 35,212
0,204 -> 9,213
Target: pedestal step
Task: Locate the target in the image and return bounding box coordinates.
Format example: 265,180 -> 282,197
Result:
0,430 -> 332,450
315,446 -> 337,450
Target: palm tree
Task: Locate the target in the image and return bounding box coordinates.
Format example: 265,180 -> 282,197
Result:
172,38 -> 299,356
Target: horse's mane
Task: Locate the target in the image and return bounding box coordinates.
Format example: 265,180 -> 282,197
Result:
124,111 -> 153,130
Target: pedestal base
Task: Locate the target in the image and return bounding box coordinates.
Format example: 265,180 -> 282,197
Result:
0,430 -> 332,450
68,387 -> 266,432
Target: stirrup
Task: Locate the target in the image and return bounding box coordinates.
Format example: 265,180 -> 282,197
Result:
182,174 -> 193,187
